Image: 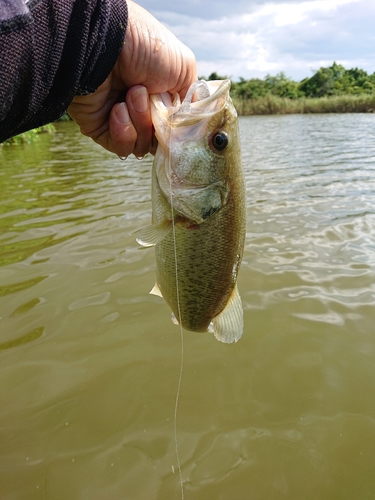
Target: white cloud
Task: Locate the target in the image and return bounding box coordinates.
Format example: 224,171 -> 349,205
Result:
256,0 -> 361,27
137,0 -> 375,81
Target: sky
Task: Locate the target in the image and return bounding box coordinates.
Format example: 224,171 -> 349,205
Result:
136,0 -> 375,82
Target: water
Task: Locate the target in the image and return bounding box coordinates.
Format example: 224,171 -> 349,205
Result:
1,115 -> 375,499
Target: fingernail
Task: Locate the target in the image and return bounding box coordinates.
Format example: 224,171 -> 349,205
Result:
131,87 -> 149,113
115,102 -> 130,124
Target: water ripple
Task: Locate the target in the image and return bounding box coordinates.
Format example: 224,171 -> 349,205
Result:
2,116 -> 375,498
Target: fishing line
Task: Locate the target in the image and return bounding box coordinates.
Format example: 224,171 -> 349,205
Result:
168,106 -> 185,500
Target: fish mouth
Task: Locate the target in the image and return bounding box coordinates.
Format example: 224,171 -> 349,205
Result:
151,79 -> 232,132
174,79 -> 231,117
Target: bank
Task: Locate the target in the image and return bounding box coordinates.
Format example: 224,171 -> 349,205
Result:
232,93 -> 375,115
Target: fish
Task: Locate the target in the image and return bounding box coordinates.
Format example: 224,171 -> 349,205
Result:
137,79 -> 246,343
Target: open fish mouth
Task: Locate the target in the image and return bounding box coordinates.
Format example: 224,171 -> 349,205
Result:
151,79 -> 232,130
170,79 -> 231,119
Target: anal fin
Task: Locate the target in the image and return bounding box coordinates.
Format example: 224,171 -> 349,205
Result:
150,282 -> 163,297
171,312 -> 180,325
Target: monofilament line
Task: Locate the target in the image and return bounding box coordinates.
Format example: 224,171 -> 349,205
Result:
169,112 -> 184,500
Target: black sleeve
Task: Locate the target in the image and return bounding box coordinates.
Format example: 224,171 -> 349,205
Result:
0,0 -> 128,142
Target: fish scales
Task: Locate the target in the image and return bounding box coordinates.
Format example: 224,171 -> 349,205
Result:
137,80 -> 246,343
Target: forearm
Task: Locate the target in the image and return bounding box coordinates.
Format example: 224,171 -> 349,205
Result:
0,0 -> 127,142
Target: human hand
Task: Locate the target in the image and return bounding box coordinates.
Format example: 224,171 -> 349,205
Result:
68,1 -> 197,158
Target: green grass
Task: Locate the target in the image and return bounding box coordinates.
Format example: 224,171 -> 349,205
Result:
233,93 -> 375,115
2,123 -> 55,146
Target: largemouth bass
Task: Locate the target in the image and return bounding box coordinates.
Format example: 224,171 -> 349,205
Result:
137,79 -> 246,343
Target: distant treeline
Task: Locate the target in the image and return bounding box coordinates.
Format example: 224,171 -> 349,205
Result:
202,62 -> 375,115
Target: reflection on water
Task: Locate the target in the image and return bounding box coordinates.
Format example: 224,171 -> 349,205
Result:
1,116 -> 375,499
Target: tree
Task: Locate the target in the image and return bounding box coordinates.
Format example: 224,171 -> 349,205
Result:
207,71 -> 229,81
265,72 -> 303,98
299,63 -> 342,97
202,63 -> 375,102
299,62 -> 375,97
232,77 -> 270,99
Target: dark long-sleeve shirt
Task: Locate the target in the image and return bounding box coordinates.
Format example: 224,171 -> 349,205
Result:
0,0 -> 128,142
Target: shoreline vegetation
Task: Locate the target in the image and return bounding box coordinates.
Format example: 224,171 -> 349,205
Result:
232,93 -> 375,115
1,123 -> 55,146
210,62 -> 375,115
3,62 -> 375,145
1,113 -> 71,146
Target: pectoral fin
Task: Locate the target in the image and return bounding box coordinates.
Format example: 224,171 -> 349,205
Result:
212,285 -> 243,344
136,221 -> 172,247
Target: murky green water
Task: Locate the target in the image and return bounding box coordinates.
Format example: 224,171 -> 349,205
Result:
1,115 -> 375,499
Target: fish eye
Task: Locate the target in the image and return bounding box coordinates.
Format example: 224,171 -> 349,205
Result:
211,131 -> 228,152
